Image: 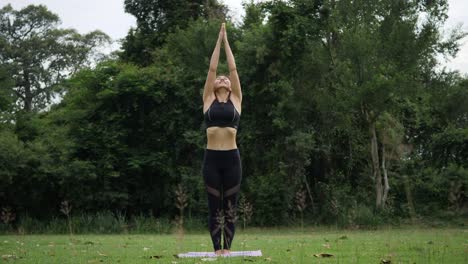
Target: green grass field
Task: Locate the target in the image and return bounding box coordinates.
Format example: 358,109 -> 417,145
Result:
1,227 -> 467,263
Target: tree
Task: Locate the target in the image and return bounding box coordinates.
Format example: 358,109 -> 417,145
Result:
120,0 -> 228,65
319,0 -> 465,210
0,4 -> 111,112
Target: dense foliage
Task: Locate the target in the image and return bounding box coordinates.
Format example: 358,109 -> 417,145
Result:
0,4 -> 110,113
0,0 -> 466,230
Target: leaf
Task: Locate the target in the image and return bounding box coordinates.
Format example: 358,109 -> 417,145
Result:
149,255 -> 162,259
381,259 -> 391,264
2,254 -> 18,260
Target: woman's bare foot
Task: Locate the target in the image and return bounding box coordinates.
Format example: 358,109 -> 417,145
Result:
215,249 -> 223,255
223,249 -> 231,255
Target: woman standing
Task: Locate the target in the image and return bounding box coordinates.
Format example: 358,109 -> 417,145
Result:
202,23 -> 242,256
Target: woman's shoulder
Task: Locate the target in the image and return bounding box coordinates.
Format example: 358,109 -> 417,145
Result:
229,94 -> 241,114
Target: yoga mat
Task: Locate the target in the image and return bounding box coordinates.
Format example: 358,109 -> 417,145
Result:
177,250 -> 262,258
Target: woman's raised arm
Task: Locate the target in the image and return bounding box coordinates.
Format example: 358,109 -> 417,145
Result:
223,25 -> 242,104
203,24 -> 224,105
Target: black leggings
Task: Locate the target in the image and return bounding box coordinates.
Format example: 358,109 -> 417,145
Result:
202,148 -> 242,251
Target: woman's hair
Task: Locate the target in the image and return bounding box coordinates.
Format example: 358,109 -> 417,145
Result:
217,74 -> 231,81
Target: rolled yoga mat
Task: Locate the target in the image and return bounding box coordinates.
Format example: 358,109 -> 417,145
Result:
177,250 -> 262,258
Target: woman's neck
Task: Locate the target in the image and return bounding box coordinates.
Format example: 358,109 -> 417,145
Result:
215,89 -> 229,102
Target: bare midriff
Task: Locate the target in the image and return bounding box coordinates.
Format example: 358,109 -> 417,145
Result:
206,127 -> 237,150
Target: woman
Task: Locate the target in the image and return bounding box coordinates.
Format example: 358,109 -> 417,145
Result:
202,23 -> 242,256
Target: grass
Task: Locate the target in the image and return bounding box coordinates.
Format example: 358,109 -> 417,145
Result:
1,226 -> 467,263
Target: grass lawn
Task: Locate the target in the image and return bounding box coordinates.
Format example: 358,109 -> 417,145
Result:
1,226 -> 466,263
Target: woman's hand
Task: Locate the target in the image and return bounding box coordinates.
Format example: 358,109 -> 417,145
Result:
218,23 -> 225,41
222,23 -> 228,42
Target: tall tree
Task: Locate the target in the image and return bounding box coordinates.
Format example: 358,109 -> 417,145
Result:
121,0 -> 228,65
320,0 -> 465,209
0,4 -> 111,112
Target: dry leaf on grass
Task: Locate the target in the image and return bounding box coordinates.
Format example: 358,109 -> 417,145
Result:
381,259 -> 391,264
313,253 -> 334,257
2,254 -> 18,260
149,255 -> 162,259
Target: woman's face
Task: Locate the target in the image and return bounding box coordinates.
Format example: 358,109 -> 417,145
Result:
214,75 -> 231,91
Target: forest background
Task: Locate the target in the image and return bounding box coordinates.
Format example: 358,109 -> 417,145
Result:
0,0 -> 466,233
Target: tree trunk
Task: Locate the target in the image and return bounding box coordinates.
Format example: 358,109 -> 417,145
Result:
24,92 -> 32,112
303,175 -> 315,214
381,145 -> 390,206
403,175 -> 417,223
23,70 -> 33,112
369,121 -> 383,209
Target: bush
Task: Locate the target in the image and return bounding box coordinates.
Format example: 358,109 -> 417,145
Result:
5,211 -> 181,234
131,213 -> 173,234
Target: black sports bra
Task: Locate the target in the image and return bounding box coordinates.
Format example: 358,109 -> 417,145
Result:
204,92 -> 240,129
